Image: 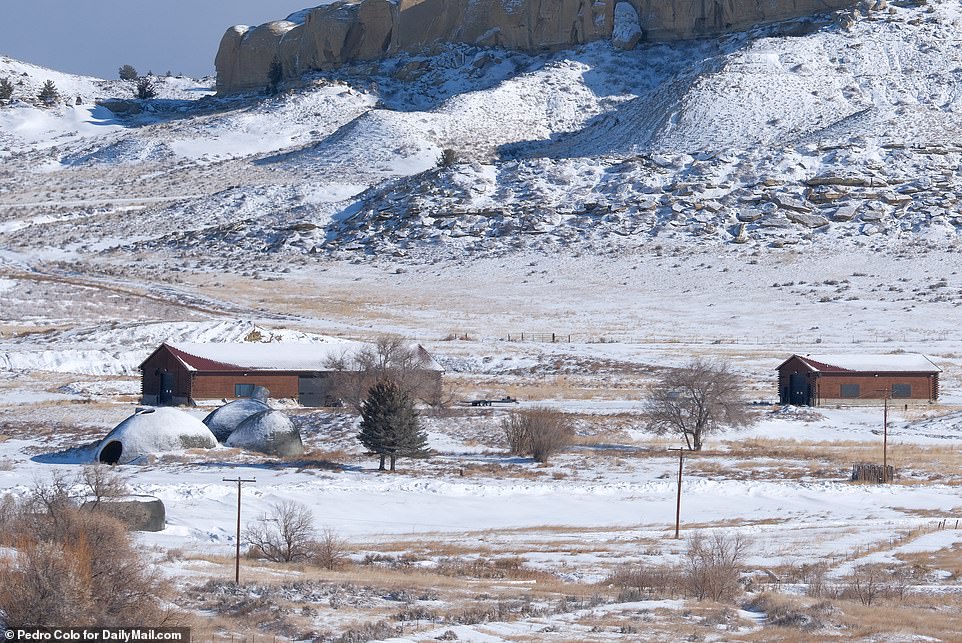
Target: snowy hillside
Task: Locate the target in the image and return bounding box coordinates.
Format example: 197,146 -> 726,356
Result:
1,0 -> 960,266
7,5 -> 962,639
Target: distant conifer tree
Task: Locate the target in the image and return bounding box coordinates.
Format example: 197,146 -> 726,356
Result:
118,64 -> 138,81
358,380 -> 429,471
0,77 -> 13,102
135,76 -> 157,100
37,80 -> 59,107
267,57 -> 283,95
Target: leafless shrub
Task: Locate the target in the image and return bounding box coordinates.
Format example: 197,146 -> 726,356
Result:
0,482 -> 176,627
23,472 -> 73,518
839,563 -> 917,605
0,539 -> 93,626
424,380 -> 463,417
606,562 -> 684,600
310,528 -> 349,570
501,407 -> 573,464
245,500 -> 316,563
702,607 -> 738,628
0,493 -> 16,540
747,593 -> 829,631
684,531 -> 751,602
800,561 -> 830,598
501,412 -> 531,455
80,464 -> 129,503
645,358 -> 755,450
888,564 -> 918,601
434,556 -> 536,580
336,620 -> 400,643
840,564 -> 885,605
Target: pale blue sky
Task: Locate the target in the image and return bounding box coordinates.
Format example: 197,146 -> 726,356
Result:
0,1 -> 312,78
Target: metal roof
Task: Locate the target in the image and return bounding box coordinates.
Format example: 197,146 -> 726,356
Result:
160,340 -> 443,373
780,353 -> 941,373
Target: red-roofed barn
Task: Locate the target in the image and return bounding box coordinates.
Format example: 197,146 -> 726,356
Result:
776,353 -> 940,406
140,341 -> 443,407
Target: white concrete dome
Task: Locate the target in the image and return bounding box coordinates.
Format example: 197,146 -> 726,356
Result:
96,407 -> 217,464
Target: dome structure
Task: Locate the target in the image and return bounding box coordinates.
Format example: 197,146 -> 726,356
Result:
203,397 -> 270,443
95,407 -> 217,464
225,409 -> 304,457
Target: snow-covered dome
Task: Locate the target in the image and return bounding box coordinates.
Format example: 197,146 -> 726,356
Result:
225,410 -> 304,457
203,397 -> 270,443
95,407 -> 217,464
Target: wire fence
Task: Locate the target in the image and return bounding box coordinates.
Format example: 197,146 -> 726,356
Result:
495,331 -> 958,346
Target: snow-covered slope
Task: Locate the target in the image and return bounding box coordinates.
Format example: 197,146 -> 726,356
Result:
0,1 -> 960,266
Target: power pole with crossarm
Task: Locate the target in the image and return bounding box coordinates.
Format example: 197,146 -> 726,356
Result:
223,477 -> 256,583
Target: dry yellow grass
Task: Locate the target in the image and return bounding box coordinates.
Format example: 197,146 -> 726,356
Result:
897,541 -> 962,578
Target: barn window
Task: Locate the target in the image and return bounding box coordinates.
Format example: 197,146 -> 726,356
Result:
840,383 -> 860,398
235,383 -> 255,398
891,383 -> 912,398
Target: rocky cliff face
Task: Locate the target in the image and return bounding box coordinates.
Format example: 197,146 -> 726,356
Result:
215,0 -> 855,94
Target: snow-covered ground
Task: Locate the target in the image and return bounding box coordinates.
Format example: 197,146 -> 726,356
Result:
4,0 -> 962,638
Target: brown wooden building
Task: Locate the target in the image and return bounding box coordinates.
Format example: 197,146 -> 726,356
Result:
776,353 -> 940,407
140,341 -> 443,407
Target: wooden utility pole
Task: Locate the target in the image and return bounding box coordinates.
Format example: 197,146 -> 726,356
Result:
668,447 -> 685,539
876,388 -> 890,483
223,477 -> 256,583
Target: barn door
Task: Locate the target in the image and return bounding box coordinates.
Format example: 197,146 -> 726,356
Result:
789,374 -> 810,406
298,376 -> 325,407
158,372 -> 175,405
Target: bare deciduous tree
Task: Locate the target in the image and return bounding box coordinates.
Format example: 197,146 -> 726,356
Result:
501,407 -> 573,464
645,358 -> 754,451
310,528 -> 349,570
842,564 -> 884,606
326,335 -> 440,411
245,500 -> 316,563
684,531 -> 751,602
424,380 -> 463,418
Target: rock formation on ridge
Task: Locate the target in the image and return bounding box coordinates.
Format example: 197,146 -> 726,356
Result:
215,0 -> 856,94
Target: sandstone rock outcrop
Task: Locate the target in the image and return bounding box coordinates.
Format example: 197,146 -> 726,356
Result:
216,0 -> 856,94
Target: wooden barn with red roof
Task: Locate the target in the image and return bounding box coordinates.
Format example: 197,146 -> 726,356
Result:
776,353 -> 940,407
140,341 -> 443,407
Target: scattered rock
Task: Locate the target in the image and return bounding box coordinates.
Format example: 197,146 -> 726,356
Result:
773,195 -> 813,214
612,2 -> 643,50
832,204 -> 859,221
786,212 -> 830,228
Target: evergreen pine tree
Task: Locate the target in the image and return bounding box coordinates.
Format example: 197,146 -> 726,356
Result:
0,77 -> 13,102
267,57 -> 283,95
118,64 -> 138,81
358,379 -> 429,471
135,76 -> 157,100
37,80 -> 59,107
